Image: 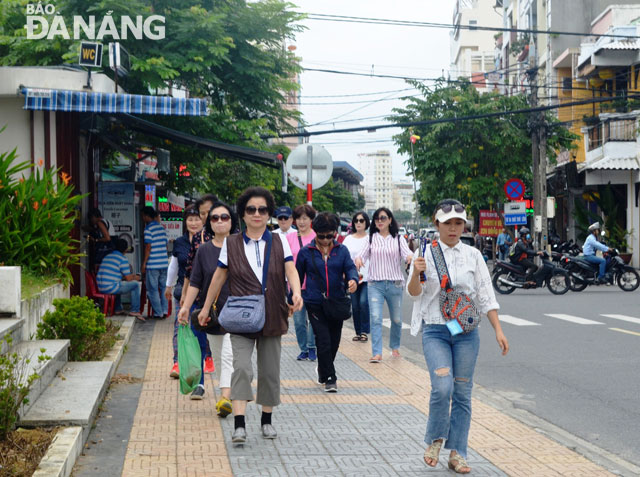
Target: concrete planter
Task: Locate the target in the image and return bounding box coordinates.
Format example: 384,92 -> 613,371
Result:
20,282 -> 69,341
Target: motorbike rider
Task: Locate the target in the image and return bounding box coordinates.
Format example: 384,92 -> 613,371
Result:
509,227 -> 543,285
582,222 -> 610,284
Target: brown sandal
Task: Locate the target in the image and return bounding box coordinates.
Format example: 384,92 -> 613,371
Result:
352,335 -> 362,341
448,453 -> 471,474
423,440 -> 443,467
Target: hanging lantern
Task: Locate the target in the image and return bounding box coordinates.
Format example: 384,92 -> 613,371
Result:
598,69 -> 615,80
589,77 -> 605,88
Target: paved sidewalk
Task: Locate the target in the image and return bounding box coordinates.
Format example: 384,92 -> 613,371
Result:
119,317 -> 614,477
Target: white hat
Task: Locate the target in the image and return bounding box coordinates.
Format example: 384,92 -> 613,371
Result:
434,203 -> 468,223
588,222 -> 600,232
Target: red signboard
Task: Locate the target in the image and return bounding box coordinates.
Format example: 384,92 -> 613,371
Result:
478,210 -> 503,237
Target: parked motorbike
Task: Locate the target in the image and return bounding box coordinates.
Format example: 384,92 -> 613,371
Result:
563,248 -> 639,292
492,252 -> 570,295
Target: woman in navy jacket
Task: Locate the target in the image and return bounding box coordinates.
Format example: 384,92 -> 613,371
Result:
296,212 -> 358,392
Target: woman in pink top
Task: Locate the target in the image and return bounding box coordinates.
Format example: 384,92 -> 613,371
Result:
355,207 -> 412,363
287,204 -> 317,361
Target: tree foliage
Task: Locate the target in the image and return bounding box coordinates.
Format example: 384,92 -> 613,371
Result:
0,0 -> 305,195
390,80 -> 578,218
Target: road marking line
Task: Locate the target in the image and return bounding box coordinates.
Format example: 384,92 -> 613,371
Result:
601,314 -> 640,325
382,318 -> 411,330
499,315 -> 540,326
610,327 -> 640,337
544,314 -> 604,325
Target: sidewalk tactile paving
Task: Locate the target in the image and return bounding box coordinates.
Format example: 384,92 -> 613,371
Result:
120,317 -> 616,476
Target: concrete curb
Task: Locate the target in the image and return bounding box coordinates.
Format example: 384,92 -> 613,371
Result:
33,317 -> 136,477
32,427 -> 83,477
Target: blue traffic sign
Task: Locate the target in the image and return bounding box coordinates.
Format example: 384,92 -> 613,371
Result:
504,214 -> 527,225
504,178 -> 525,201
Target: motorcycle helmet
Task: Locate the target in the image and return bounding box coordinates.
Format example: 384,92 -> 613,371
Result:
519,227 -> 530,236
588,222 -> 600,232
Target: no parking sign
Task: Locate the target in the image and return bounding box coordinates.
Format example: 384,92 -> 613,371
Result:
504,178 -> 525,201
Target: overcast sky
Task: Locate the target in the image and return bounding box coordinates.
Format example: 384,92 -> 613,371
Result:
291,0 -> 456,181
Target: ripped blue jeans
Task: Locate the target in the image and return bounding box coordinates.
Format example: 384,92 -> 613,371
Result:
422,324 -> 479,459
367,280 -> 404,357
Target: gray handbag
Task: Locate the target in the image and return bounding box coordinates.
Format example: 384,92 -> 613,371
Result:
217,233 -> 271,334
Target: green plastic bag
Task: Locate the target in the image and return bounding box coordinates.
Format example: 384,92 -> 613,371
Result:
177,324 -> 202,394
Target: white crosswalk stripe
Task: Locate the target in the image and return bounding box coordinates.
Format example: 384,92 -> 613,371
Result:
499,315 -> 540,326
601,314 -> 640,325
544,313 -> 604,325
382,318 -> 411,330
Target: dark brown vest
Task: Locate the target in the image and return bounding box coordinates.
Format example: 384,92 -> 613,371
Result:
226,232 -> 289,337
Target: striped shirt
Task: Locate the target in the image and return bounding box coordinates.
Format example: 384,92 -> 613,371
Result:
356,233 -> 412,282
97,251 -> 130,293
144,221 -> 169,269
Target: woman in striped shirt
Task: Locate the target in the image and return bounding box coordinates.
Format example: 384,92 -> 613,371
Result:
355,207 -> 412,363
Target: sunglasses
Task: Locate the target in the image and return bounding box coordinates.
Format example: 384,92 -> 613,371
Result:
354,218 -> 366,224
245,205 -> 269,216
438,203 -> 465,214
210,214 -> 230,222
316,233 -> 335,240
375,216 -> 389,222
277,216 -> 290,221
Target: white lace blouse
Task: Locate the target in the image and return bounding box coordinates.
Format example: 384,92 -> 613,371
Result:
406,240 -> 500,336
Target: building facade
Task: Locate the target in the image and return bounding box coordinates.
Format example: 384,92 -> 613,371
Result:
358,150 -> 393,214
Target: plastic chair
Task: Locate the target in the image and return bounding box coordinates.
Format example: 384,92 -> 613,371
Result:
85,270 -> 116,316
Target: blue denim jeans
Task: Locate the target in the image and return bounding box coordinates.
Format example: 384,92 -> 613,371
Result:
118,281 -> 141,313
293,308 -> 315,353
583,254 -> 606,278
421,325 -> 479,458
351,282 -> 370,335
368,280 -> 404,357
146,268 -> 168,316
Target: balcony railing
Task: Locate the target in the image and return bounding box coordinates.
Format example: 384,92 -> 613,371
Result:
587,118 -> 636,151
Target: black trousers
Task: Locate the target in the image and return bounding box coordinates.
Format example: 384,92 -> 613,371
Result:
306,303 -> 343,384
518,258 -> 538,281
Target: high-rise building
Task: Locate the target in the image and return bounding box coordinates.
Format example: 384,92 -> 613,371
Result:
392,180 -> 417,214
450,0 -> 502,93
358,150 -> 393,213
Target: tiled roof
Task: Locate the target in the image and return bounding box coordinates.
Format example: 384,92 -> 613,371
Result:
599,39 -> 640,50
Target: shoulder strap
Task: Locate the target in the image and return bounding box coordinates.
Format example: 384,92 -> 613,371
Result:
297,231 -> 303,249
309,248 -> 328,296
430,240 -> 451,289
262,231 -> 272,295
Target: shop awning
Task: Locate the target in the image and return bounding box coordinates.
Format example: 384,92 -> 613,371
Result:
585,156 -> 640,170
22,88 -> 208,116
116,113 -> 281,168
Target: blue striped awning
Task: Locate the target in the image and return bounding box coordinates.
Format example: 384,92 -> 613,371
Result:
22,88 -> 208,116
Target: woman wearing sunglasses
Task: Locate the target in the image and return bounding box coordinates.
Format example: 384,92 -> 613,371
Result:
342,211 -> 371,342
197,187 -> 303,444
295,213 -> 358,392
355,207 -> 413,363
407,199 -> 509,474
178,202 -> 237,412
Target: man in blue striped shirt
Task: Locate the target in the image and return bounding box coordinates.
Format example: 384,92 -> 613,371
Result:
97,238 -> 142,317
142,207 -> 169,318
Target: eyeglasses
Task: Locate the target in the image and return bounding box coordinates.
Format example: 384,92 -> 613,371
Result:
354,218 -> 366,224
245,206 -> 269,216
375,216 -> 389,222
210,214 -> 230,222
316,233 -> 335,240
438,203 -> 465,214
277,216 -> 290,221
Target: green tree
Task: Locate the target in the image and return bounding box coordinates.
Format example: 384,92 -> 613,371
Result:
389,80 -> 578,218
0,0 -> 304,195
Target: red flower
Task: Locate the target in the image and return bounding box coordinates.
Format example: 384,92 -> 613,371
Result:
33,201 -> 39,211
42,198 -> 48,205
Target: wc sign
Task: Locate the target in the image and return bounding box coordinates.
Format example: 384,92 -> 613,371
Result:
79,42 -> 103,67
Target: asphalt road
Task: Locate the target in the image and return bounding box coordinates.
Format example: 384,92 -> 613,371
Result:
379,284 -> 640,467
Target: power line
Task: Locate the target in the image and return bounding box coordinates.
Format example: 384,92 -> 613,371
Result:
270,94 -> 640,138
299,87 -> 417,98
303,12 -> 640,39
